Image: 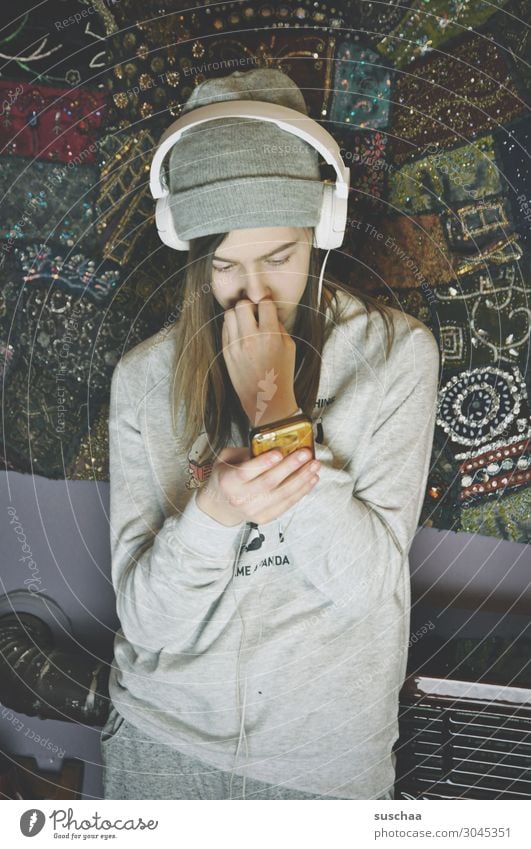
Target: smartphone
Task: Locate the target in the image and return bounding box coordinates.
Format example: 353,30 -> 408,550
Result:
249,413 -> 315,460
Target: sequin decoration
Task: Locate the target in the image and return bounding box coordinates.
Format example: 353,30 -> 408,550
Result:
495,115 -> 531,250
0,0 -> 107,86
458,438 -> 530,504
388,136 -> 502,216
374,287 -> 435,327
347,212 -> 456,291
419,424 -> 462,532
487,0 -> 531,102
0,158 -> 100,253
432,259 -> 531,371
1,244 -> 174,395
436,364 -> 530,454
94,130 -> 160,266
335,128 -> 388,207
0,343 -> 16,380
101,2 -> 338,133
328,41 -> 393,131
356,0 -> 414,46
441,198 -> 515,253
66,402 -> 110,481
458,487 -> 531,544
15,243 -> 121,305
0,357 -> 102,478
0,80 -> 106,162
376,0 -> 509,69
390,32 -> 524,165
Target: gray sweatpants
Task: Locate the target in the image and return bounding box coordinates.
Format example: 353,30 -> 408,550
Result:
100,706 -> 395,800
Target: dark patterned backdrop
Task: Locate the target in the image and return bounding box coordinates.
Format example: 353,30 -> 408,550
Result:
1,0 -> 529,543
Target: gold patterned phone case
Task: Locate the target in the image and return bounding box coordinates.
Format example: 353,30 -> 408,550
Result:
249,414 -> 315,459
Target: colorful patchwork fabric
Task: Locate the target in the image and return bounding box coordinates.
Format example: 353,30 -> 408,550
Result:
388,136 -> 502,216
376,0 -> 509,69
0,80 -> 106,162
390,33 -> 524,165
328,40 -> 393,131
0,158 -> 100,253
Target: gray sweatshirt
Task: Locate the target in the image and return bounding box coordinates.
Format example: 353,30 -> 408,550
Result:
107,288 -> 440,799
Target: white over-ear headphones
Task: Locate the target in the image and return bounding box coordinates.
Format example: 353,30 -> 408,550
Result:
149,99 -> 350,251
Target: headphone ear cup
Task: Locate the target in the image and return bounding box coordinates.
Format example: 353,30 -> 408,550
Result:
317,182 -> 348,249
314,183 -> 336,249
155,195 -> 190,251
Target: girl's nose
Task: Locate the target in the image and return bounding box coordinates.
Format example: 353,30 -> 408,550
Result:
239,269 -> 273,303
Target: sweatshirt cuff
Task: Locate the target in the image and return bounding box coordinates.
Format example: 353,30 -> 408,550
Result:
172,490 -> 245,559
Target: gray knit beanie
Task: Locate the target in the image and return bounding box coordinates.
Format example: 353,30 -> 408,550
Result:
167,68 -> 324,240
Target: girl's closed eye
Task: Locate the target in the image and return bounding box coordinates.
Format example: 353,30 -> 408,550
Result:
268,254 -> 291,266
214,254 -> 292,273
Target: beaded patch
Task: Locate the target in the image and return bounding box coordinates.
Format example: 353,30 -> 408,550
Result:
486,0 -> 531,102
390,32 -> 524,165
0,0 -> 107,87
104,13 -> 336,132
388,136 -> 502,217
0,162 -> 101,257
94,130 -> 161,266
328,40 -> 393,132
0,81 -> 105,162
376,0 -> 509,69
495,115 -> 531,251
436,364 -> 530,455
458,487 -> 531,544
432,260 -> 531,371
347,212 -> 455,291
458,438 -> 530,504
441,199 -> 515,253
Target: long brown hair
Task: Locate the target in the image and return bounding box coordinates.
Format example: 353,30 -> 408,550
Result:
170,227 -> 395,457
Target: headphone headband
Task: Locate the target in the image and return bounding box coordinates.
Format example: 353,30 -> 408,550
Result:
150,99 -> 350,250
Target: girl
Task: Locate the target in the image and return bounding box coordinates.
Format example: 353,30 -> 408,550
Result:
101,69 -> 440,800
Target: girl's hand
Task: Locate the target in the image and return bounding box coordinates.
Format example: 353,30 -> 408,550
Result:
221,299 -> 297,426
195,446 -> 320,527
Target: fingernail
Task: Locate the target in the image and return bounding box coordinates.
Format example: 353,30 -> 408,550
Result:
269,452 -> 282,464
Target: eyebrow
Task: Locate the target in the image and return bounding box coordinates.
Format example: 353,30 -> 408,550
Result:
213,241 -> 298,264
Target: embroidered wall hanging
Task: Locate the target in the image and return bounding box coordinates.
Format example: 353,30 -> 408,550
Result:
1,0 -> 529,544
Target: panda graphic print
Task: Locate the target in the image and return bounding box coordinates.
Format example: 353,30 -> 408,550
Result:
185,402 -> 330,565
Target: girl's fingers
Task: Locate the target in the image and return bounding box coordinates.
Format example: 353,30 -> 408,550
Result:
233,299 -> 260,337
235,448 -> 316,492
257,298 -> 281,332
222,308 -> 239,338
251,468 -> 319,523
